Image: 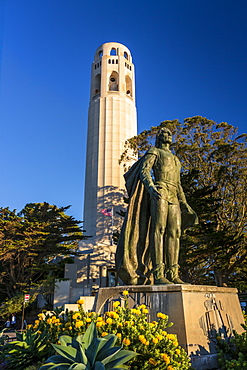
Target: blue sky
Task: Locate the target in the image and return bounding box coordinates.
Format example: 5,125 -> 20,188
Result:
0,0 -> 247,222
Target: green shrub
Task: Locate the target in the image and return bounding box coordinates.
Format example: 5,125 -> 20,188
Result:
217,323 -> 247,369
39,321 -> 137,370
0,327 -> 53,370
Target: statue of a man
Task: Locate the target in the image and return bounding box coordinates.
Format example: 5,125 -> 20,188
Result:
116,128 -> 198,285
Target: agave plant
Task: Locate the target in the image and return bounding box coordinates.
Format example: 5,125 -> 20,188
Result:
39,322 -> 137,370
0,327 -> 52,370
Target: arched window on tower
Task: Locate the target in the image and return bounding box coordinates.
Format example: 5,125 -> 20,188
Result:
108,71 -> 119,91
99,50 -> 103,58
93,74 -> 101,96
124,51 -> 128,60
110,48 -> 117,56
125,75 -> 132,97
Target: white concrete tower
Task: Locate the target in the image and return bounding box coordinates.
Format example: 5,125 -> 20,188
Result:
83,42 -> 137,246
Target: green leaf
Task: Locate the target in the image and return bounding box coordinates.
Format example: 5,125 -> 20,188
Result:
94,362 -> 105,370
39,362 -> 71,370
77,342 -> 88,364
59,335 -> 73,346
97,335 -> 118,358
51,344 -> 77,363
68,364 -> 87,370
86,338 -> 106,365
81,322 -> 97,350
103,350 -> 137,368
43,355 -> 66,364
96,347 -> 122,363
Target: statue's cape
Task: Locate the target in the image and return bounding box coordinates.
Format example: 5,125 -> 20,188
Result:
115,152 -> 198,285
115,156 -> 152,285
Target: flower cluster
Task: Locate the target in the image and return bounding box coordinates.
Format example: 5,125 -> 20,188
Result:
27,294 -> 191,369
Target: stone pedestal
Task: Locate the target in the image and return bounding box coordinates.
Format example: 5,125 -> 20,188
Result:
94,285 -> 244,370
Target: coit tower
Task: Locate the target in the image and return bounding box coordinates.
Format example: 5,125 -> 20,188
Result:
83,42 -> 137,248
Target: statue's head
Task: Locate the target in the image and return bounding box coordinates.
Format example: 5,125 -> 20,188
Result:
155,127 -> 172,147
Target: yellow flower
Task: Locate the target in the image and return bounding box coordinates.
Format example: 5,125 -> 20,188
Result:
55,318 -> 60,323
175,349 -> 181,355
135,309 -> 141,315
139,335 -> 145,341
123,338 -> 131,345
156,334 -> 163,340
102,332 -> 108,337
144,341 -> 149,345
37,331 -> 41,334
108,311 -> 119,318
122,290 -> 129,296
173,340 -> 178,347
142,308 -> 149,314
167,366 -> 174,370
26,324 -> 33,329
96,321 -> 103,327
75,320 -> 84,328
157,312 -> 167,319
139,304 -> 146,309
124,321 -> 130,325
118,323 -> 123,327
161,353 -> 170,364
69,326 -> 72,330
38,313 -> 45,320
148,358 -> 158,366
86,318 -> 92,323
51,316 -> 56,320
72,313 -> 81,320
46,318 -> 52,324
167,334 -> 176,341
77,299 -> 85,305
149,323 -> 155,328
152,338 -> 159,344
35,320 -> 39,325
97,316 -> 103,321
116,333 -> 122,338
113,301 -> 120,308
106,318 -> 113,324
162,331 -> 167,336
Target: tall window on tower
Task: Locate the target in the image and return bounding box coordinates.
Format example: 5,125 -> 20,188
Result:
109,71 -> 119,91
93,74 -> 101,96
125,75 -> 132,97
110,48 -> 117,56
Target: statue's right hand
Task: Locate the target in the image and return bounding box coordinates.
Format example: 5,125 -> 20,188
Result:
149,186 -> 161,200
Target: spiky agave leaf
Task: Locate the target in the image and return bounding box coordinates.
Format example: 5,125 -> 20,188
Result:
102,349 -> 138,369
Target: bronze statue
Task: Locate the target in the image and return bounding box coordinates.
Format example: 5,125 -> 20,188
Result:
116,128 -> 198,285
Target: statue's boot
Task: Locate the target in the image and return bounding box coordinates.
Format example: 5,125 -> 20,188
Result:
166,264 -> 190,285
153,264 -> 173,285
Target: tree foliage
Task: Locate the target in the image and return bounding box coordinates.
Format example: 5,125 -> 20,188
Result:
0,202 -> 84,299
120,116 -> 247,288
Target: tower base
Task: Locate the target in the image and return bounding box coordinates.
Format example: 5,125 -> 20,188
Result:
94,284 -> 244,370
